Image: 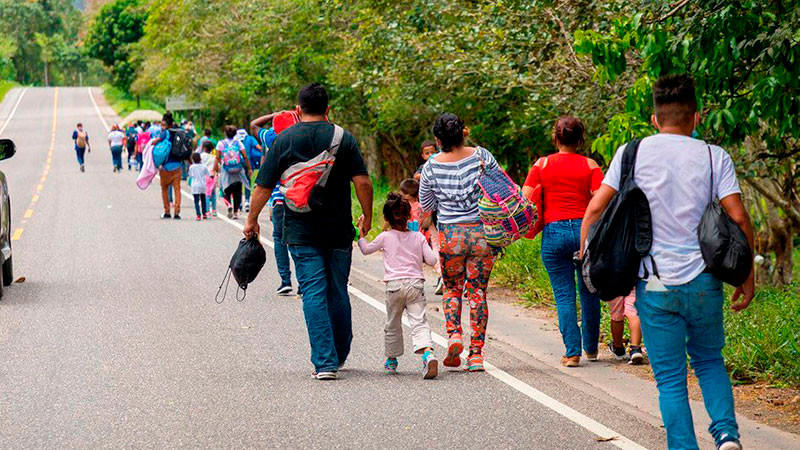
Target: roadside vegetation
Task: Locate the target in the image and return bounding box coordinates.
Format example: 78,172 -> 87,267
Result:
0,80 -> 18,104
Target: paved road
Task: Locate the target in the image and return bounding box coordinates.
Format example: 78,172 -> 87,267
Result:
0,87 -> 675,449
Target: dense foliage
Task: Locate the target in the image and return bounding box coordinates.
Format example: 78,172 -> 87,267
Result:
85,0 -> 146,92
0,0 -> 88,85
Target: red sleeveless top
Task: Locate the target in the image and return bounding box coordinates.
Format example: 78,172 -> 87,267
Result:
523,153 -> 603,225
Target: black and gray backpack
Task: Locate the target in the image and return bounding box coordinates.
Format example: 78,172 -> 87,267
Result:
581,140 -> 654,301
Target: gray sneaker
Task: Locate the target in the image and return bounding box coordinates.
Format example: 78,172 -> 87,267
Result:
312,371 -> 338,380
628,346 -> 644,365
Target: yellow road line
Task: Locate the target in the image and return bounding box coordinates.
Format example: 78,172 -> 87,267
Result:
14,88 -> 57,243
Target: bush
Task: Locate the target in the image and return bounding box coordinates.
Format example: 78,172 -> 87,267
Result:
492,237 -> 554,308
724,284 -> 800,386
0,80 -> 18,104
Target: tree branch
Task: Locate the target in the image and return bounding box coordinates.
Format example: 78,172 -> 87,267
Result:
649,0 -> 691,23
745,178 -> 800,224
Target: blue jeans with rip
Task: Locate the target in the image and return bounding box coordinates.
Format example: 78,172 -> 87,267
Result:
271,204 -> 292,287
540,219 -> 601,357
636,273 -> 739,450
288,245 -> 353,373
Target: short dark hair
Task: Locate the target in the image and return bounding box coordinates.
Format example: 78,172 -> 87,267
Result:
653,74 -> 698,127
202,139 -> 213,152
144,121 -> 151,129
162,111 -> 175,127
432,113 -> 465,152
552,116 -> 585,148
204,128 -> 212,136
224,125 -> 237,139
191,152 -> 201,164
420,140 -> 436,153
298,83 -> 329,115
383,192 -> 411,231
76,122 -> 83,127
399,178 -> 419,199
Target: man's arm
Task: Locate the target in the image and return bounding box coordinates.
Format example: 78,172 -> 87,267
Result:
579,184 -> 617,257
249,111 -> 284,134
243,186 -> 269,239
353,175 -> 373,236
720,193 -> 756,311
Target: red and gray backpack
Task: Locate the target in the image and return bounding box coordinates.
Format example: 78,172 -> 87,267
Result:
279,124 -> 344,213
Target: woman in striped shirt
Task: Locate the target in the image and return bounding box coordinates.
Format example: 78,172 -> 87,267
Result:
419,113 -> 500,372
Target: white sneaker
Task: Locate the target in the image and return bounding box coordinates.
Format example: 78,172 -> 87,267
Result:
718,438 -> 742,450
312,371 -> 338,380
422,350 -> 438,380
244,202 -> 250,212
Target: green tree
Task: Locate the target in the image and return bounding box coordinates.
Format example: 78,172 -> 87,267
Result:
574,0 -> 800,284
85,0 -> 146,93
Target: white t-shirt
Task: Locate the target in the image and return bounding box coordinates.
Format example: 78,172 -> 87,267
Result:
603,133 -> 741,285
108,130 -> 125,147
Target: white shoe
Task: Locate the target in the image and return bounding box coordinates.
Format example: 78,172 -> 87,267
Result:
312,371 -> 338,380
718,438 -> 742,450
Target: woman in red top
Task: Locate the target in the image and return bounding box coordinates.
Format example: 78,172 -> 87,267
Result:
522,116 -> 603,368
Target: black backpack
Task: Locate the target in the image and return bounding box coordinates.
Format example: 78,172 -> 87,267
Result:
581,140 -> 654,301
168,127 -> 192,161
697,146 -> 752,286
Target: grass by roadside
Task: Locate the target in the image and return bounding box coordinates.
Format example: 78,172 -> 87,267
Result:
351,177 -> 392,240
0,80 -> 19,105
101,83 -> 164,119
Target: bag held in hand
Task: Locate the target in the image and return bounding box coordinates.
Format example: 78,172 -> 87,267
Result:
581,140 -> 653,301
279,124 -> 344,213
216,237 -> 266,303
476,149 -> 536,248
698,146 -> 752,286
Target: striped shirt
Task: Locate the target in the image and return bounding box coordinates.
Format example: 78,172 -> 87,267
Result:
419,147 -> 499,224
257,127 -> 284,206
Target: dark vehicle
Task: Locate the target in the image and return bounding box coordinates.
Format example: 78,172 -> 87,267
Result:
0,139 -> 15,298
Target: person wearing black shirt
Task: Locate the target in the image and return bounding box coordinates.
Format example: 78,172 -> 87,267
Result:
244,83 -> 373,380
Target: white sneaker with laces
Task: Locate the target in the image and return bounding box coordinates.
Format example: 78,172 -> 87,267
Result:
312,371 -> 337,380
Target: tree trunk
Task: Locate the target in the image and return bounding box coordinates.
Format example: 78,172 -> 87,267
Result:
43,63 -> 49,87
766,212 -> 795,286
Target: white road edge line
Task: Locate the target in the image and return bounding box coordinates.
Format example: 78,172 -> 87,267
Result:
87,87 -> 110,132
0,88 -> 29,137
90,88 -> 648,450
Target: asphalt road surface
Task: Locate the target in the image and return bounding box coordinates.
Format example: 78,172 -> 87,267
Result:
0,87 -> 675,449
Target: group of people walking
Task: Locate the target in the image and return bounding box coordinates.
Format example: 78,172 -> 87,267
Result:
242,75 -> 753,450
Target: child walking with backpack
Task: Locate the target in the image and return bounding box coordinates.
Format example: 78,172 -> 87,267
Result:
357,193 -> 439,379
188,152 -> 210,221
215,125 -> 251,219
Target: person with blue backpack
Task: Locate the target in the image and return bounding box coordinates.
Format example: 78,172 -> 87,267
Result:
215,125 -> 251,219
236,129 -> 263,213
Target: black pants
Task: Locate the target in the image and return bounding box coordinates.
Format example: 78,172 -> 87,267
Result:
224,182 -> 243,213
193,194 -> 208,217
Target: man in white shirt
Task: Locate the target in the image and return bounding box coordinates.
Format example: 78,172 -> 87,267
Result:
581,74 -> 754,450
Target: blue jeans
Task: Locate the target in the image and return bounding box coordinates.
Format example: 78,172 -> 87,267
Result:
135,153 -> 143,171
540,219 -> 601,357
75,147 -> 86,166
636,273 -> 738,449
271,204 -> 292,286
288,245 -> 353,373
111,145 -> 123,170
206,187 -> 217,212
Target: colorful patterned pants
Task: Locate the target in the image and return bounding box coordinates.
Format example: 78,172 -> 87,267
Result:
438,222 -> 497,355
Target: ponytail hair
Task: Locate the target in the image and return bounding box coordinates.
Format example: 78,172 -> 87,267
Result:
432,113 -> 466,152
383,192 -> 411,231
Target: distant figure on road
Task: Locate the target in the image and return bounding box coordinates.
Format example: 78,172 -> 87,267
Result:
215,125 -> 251,220
107,124 -> 125,173
125,122 -> 138,171
72,122 -> 91,173
151,112 -> 183,219
244,83 -> 374,380
236,128 -> 262,213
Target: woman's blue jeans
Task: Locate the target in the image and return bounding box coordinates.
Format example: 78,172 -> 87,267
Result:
636,273 -> 739,449
110,145 -> 123,170
540,219 -> 601,357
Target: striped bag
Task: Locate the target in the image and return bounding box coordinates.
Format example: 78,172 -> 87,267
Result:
477,152 -> 537,248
